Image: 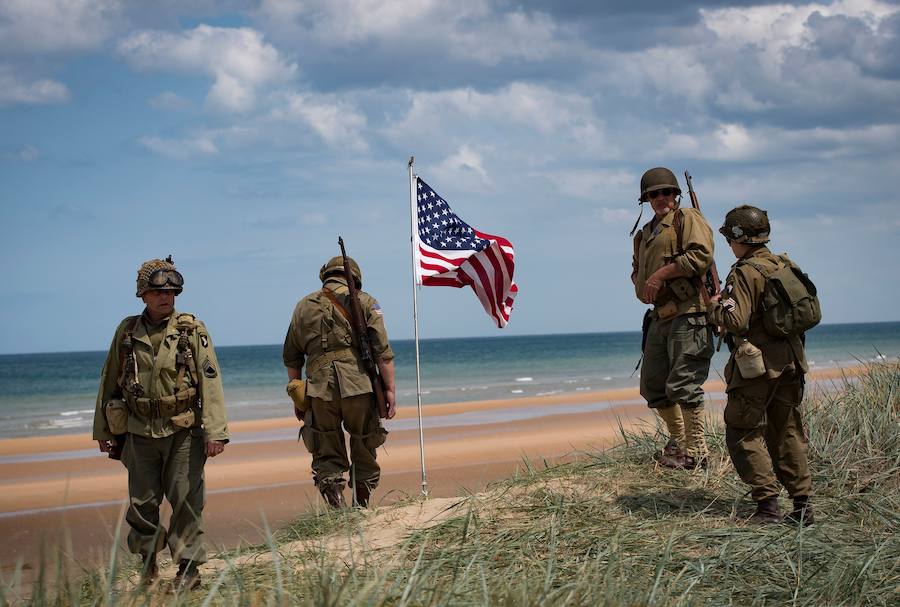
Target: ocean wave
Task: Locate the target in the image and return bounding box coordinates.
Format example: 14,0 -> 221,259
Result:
510,389 -> 524,394
61,409 -> 93,417
515,377 -> 533,382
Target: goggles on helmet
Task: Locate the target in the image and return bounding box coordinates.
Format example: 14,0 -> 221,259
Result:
148,269 -> 184,289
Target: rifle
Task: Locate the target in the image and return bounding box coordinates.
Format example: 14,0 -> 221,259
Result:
684,171 -> 721,298
684,171 -> 726,350
338,237 -> 390,419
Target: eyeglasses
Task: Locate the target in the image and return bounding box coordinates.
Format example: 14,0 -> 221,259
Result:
647,188 -> 674,200
148,269 -> 184,289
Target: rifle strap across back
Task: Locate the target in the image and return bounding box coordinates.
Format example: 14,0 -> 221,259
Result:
321,288 -> 353,325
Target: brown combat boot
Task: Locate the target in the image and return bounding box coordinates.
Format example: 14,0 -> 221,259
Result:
167,559 -> 201,593
656,440 -> 687,469
320,481 -> 346,509
682,455 -> 708,470
354,483 -> 371,508
748,497 -> 781,524
784,496 -> 815,526
139,552 -> 158,587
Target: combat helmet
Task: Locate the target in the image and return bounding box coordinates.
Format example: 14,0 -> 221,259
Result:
720,205 -> 770,244
319,256 -> 362,288
135,255 -> 184,297
639,167 -> 681,202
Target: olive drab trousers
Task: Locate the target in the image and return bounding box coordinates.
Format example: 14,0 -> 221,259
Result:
640,313 -> 714,458
121,429 -> 207,563
303,394 -> 386,490
724,375 -> 813,501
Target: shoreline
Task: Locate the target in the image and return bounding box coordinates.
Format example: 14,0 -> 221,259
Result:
0,364 -> 860,457
0,364 -> 863,570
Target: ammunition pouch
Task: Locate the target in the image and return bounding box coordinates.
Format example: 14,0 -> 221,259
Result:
129,387 -> 197,419
105,399 -> 130,435
170,409 -> 196,429
656,300 -> 679,321
669,277 -> 696,302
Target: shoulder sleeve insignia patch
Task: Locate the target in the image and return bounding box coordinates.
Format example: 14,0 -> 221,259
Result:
372,302 -> 383,316
200,334 -> 209,348
202,357 -> 217,378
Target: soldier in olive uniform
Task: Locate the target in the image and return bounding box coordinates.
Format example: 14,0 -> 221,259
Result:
706,206 -> 814,524
93,257 -> 229,590
632,168 -> 715,469
283,256 -> 396,509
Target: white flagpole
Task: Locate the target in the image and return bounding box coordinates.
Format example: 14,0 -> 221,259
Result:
408,155 -> 428,498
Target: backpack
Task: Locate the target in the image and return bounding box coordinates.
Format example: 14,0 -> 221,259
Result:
742,254 -> 822,338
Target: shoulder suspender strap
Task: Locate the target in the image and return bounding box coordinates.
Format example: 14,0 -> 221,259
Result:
673,208 -> 684,255
321,288 -> 354,324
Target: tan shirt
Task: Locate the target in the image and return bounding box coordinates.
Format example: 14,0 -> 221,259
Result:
93,309 -> 229,441
706,246 -> 807,390
283,277 -> 394,401
633,207 -> 714,317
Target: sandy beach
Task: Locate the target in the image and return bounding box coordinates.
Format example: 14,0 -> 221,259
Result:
0,367 -> 855,572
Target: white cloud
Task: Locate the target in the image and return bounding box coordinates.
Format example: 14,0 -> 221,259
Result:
272,93 -> 368,151
301,212 -> 327,226
392,83 -> 605,146
543,169 -> 633,200
0,65 -> 69,107
256,0 -> 568,65
0,0 -> 122,54
1,144 -> 40,162
148,91 -> 191,111
431,145 -> 492,190
118,25 -> 296,113
138,135 -> 218,159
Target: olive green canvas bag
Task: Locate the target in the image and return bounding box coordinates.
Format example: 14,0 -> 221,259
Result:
743,254 -> 822,338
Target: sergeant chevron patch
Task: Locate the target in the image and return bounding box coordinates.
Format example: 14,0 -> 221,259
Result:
202,357 -> 217,378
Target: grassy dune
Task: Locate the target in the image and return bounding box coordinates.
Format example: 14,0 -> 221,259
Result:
3,362 -> 898,606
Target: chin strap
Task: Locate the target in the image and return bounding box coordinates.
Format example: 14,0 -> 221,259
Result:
629,202 -> 644,237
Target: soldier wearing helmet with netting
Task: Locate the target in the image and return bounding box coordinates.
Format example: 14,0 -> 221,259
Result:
283,255 -> 395,509
631,167 -> 715,469
707,205 -> 815,525
92,256 -> 229,591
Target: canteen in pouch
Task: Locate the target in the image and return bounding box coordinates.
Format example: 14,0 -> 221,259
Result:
735,339 -> 766,379
287,378 -> 310,419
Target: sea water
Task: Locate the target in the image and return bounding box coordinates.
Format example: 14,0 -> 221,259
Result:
0,322 -> 897,439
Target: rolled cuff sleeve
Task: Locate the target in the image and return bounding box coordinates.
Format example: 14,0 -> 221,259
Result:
675,211 -> 714,278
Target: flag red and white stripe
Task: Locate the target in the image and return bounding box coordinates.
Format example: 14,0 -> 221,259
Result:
414,177 -> 518,328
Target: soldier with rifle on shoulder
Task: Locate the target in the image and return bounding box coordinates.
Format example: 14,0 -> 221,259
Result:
283,241 -> 396,508
631,167 -> 717,470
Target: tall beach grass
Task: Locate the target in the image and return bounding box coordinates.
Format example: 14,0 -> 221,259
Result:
3,361 -> 898,606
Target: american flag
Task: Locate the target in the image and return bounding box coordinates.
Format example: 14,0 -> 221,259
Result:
414,177 -> 518,328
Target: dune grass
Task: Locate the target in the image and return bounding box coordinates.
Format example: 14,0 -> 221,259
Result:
3,361 -> 898,606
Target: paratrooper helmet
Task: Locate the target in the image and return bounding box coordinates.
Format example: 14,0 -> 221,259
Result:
639,167 -> 681,202
720,205 -> 770,244
135,255 -> 184,297
319,256 -> 362,288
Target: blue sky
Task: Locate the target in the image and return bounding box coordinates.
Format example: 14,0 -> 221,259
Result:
1,0 -> 899,354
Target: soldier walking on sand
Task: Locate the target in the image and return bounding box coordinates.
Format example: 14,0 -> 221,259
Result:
706,206 -> 815,524
283,255 -> 396,509
93,257 -> 229,591
631,168 -> 715,469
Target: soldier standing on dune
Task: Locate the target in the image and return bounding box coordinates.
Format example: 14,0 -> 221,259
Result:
631,168 -> 715,469
284,255 -> 396,509
93,257 -> 229,592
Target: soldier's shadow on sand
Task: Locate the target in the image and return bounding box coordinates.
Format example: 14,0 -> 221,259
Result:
615,488 -> 735,519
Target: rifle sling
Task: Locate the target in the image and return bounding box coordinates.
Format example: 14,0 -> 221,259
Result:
321,288 -> 353,325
